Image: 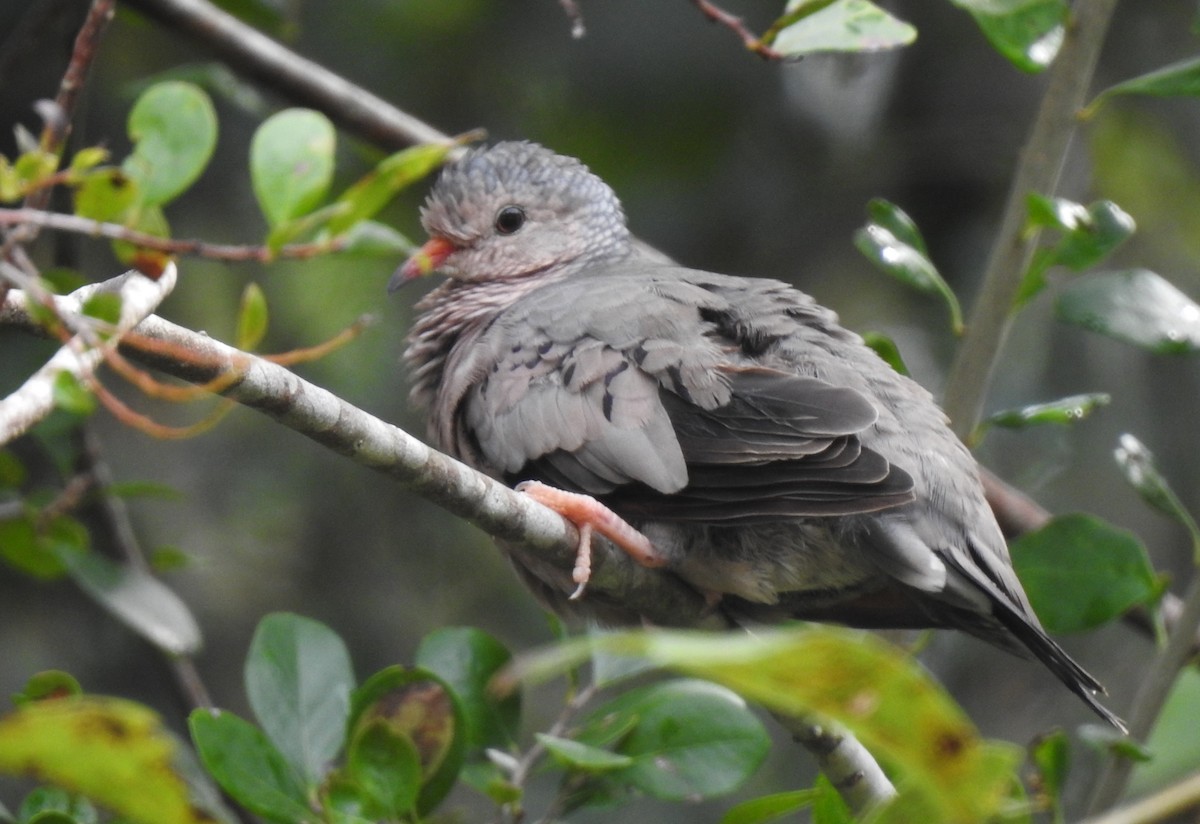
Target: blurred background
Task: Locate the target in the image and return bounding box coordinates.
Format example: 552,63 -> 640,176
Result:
2,0 -> 1199,819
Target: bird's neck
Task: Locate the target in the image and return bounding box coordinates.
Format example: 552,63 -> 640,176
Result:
403,266 -> 576,416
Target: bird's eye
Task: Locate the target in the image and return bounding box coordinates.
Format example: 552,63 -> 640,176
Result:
494,205 -> 526,235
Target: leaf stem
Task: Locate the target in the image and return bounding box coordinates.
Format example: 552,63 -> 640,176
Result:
941,0 -> 1119,436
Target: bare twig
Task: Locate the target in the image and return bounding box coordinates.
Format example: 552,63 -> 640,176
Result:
941,0 -> 1120,436
690,0 -> 783,61
0,208 -> 350,261
0,264 -> 178,446
122,0 -> 453,150
1081,770 -> 1200,824
37,0 -> 116,160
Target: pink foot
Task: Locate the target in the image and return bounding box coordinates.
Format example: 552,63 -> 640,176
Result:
515,480 -> 666,600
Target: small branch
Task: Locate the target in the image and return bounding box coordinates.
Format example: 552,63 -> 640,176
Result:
0,263 -> 178,446
0,208 -> 347,261
690,0 -> 783,60
941,0 -> 1120,437
1088,567 -> 1200,813
76,427 -> 216,711
38,0 -> 116,159
775,711 -> 897,816
1081,770 -> 1200,824
122,0 -> 452,150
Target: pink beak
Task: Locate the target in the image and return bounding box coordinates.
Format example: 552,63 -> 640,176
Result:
388,236 -> 457,292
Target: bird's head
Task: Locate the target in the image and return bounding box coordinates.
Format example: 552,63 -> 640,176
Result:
390,141 -> 630,291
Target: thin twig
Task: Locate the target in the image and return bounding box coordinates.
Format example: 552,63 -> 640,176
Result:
76,427 -> 216,711
0,208 -> 349,261
690,0 -> 783,60
941,0 -> 1120,437
1081,770 -> 1200,824
122,0 -> 453,150
0,264 -> 178,446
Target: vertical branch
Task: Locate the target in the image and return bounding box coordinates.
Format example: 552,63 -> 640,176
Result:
941,0 -> 1120,437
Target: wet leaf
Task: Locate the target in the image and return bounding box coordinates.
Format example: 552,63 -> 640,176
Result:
1018,197 -> 1135,305
855,199 -> 962,333
1056,269 -> 1200,354
982,393 -> 1109,431
950,0 -> 1067,73
771,0 -> 916,57
1114,434 -> 1200,550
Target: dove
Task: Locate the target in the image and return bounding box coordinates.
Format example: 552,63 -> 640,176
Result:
394,140 -> 1122,730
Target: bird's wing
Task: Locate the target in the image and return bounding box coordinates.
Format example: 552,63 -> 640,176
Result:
457,267 -> 914,522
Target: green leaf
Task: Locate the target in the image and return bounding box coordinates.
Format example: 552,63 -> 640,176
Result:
67,146 -> 109,177
950,0 -> 1067,73
810,774 -> 854,824
251,108 -> 336,228
415,626 -> 519,750
347,666 -> 466,815
0,514 -> 69,579
123,81 -> 218,207
720,789 -> 819,824
326,143 -> 453,236
245,613 -> 354,786
13,670 -> 83,705
73,168 -> 138,223
1018,197 -> 1135,305
332,220 -> 413,256
1087,56 -> 1200,116
61,548 -> 203,656
80,292 -> 123,327
855,199 -> 962,334
235,282 -> 269,351
1010,514 -> 1162,633
18,787 -> 96,824
982,393 -> 1110,431
343,719 -> 422,819
535,733 -> 633,772
1114,434 -> 1200,550
861,332 -> 911,376
509,627 -> 1022,821
577,679 -> 769,801
1056,269 -> 1200,354
1030,730 -> 1068,824
0,697 -> 208,824
1129,668 -> 1200,797
189,708 -> 312,824
0,449 -> 26,488
772,0 -> 916,57
51,373 -> 96,416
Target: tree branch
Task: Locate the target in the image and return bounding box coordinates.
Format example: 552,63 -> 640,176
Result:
121,0 -> 451,150
0,207 -> 349,261
941,0 -> 1120,437
0,263 -> 177,445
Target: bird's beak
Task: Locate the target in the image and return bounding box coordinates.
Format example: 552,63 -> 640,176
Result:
388,236 -> 457,293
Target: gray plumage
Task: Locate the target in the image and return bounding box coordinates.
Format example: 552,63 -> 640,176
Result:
400,141 -> 1121,729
